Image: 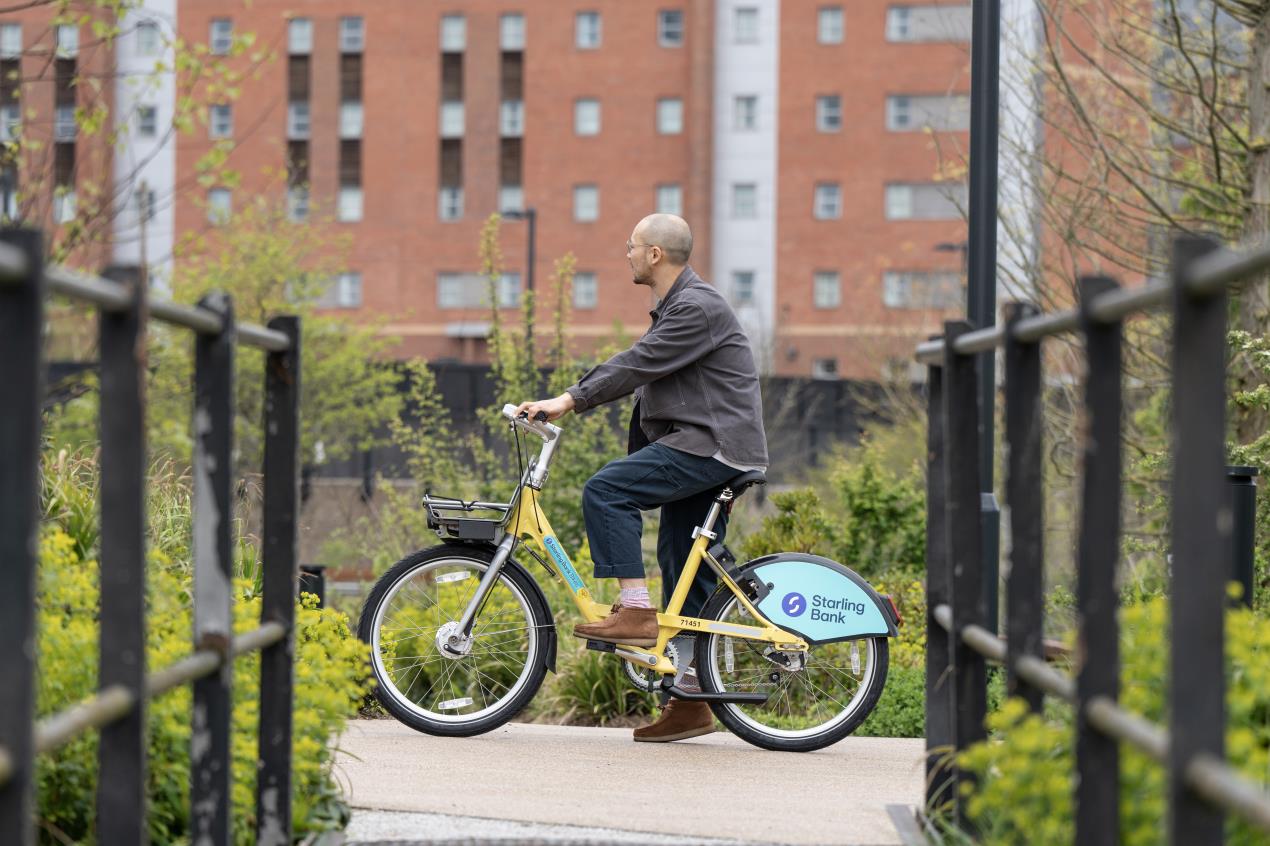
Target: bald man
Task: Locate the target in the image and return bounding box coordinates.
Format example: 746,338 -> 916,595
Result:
517,214 -> 768,742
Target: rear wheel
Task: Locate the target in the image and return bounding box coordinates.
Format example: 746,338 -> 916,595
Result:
695,589 -> 888,752
357,545 -> 552,737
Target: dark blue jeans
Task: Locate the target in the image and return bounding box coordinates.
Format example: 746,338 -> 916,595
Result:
582,443 -> 739,617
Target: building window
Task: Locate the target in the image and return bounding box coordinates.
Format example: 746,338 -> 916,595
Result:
136,20 -> 159,55
137,105 -> 157,138
732,270 -> 756,305
734,7 -> 759,43
439,187 -> 463,221
287,185 -> 309,222
338,186 -> 363,222
501,100 -> 524,137
883,270 -> 963,308
815,95 -> 842,132
731,183 -> 757,218
135,188 -> 156,223
0,104 -> 19,141
288,18 -> 312,54
499,185 -> 524,213
209,19 -> 232,55
576,11 -> 601,48
733,95 -> 758,131
574,184 -> 599,222
207,188 -> 231,224
813,271 -> 841,308
574,98 -> 600,136
54,106 -> 76,141
440,15 -> 466,51
0,24 -> 20,59
54,188 -> 76,224
814,183 -> 842,219
886,94 -> 971,131
440,101 -> 464,138
658,10 -> 684,47
340,102 -> 363,139
340,17 -> 364,52
887,5 -> 972,42
438,272 -> 484,308
322,272 -> 362,308
498,273 -> 521,308
818,7 -> 844,43
812,358 -> 839,380
501,14 -> 525,50
209,104 -> 232,139
55,24 -> 78,57
655,183 -> 682,216
885,182 -> 966,219
573,272 -> 597,309
656,98 -> 683,134
287,102 -> 310,140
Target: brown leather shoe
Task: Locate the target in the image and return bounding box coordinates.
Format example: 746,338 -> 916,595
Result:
572,604 -> 659,647
633,699 -> 715,743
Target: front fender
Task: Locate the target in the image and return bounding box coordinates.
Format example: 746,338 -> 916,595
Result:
736,552 -> 899,643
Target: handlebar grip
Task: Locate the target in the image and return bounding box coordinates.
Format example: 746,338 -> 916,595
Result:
533,411 -> 548,423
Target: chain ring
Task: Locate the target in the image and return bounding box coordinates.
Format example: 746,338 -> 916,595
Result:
621,639 -> 680,693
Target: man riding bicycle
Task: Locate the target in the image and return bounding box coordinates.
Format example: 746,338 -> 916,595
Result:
517,213 -> 767,742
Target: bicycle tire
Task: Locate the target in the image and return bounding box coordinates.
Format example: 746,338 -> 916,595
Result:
694,587 -> 889,752
357,543 -> 553,737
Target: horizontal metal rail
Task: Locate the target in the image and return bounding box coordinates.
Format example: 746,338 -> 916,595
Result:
915,238 -> 1270,364
42,262 -> 289,351
0,622 -> 287,785
933,603 -> 1270,830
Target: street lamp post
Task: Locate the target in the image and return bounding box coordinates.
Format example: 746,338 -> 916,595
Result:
503,207 -> 537,358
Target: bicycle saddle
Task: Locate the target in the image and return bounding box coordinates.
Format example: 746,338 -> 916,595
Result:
724,469 -> 767,496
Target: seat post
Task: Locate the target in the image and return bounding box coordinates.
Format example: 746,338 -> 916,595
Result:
698,487 -> 733,537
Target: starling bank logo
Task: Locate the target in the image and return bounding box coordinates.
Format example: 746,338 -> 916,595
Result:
782,592 -> 807,617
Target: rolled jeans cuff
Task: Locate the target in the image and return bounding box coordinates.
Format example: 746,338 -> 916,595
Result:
592,560 -> 645,580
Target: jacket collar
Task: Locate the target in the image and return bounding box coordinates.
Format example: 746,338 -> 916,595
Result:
650,265 -> 697,321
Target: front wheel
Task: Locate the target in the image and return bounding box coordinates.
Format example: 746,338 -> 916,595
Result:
357,544 -> 552,737
695,589 -> 889,752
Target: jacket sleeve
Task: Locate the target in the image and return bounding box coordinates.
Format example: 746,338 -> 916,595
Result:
566,301 -> 714,413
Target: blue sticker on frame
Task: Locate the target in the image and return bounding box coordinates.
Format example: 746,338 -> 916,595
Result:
543,535 -> 586,592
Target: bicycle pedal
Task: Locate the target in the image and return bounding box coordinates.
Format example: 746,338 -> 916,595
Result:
584,639 -> 617,654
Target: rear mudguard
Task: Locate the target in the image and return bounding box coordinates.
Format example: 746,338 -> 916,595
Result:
733,552 -> 899,643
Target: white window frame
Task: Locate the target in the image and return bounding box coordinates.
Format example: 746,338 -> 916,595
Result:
657,9 -> 684,47
816,95 -> 842,132
814,183 -> 842,219
440,15 -> 466,52
207,188 -> 231,224
54,188 -> 76,224
287,185 -> 309,222
573,184 -> 599,222
0,104 -> 19,142
439,186 -> 463,221
55,24 -> 78,57
656,97 -> 683,134
209,104 -> 232,139
731,270 -> 756,305
813,271 -> 842,308
136,188 -> 156,223
499,273 -> 521,308
733,95 -> 757,131
54,106 -> 76,141
209,19 -> 232,55
885,184 -> 914,219
136,20 -> 160,56
734,7 -> 759,43
287,102 -> 310,140
438,272 -> 479,309
576,12 -> 601,49
340,101 -> 364,139
288,18 -> 312,55
818,6 -> 844,44
440,101 -> 465,138
573,272 -> 597,309
340,17 -> 364,52
0,24 -> 20,59
338,186 -> 363,222
574,98 -> 600,136
501,100 -> 524,137
333,272 -> 362,308
731,183 -> 757,219
887,95 -> 912,130
499,185 -> 524,213
137,104 -> 158,138
655,183 -> 682,216
500,14 -> 525,50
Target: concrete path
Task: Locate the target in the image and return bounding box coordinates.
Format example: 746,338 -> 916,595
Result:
335,719 -> 925,845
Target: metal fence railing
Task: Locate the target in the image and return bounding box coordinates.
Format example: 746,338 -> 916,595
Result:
0,227 -> 302,845
916,233 -> 1270,843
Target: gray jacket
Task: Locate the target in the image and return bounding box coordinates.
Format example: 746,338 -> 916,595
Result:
565,266 -> 768,466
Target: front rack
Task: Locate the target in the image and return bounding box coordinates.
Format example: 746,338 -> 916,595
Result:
423,493 -> 513,541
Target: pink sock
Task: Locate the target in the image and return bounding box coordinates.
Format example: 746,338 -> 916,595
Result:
619,587 -> 652,609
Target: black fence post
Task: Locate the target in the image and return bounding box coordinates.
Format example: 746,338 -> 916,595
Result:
924,352 -> 955,813
191,292 -> 235,846
299,564 -> 327,607
1169,234 -> 1227,846
96,265 -> 149,845
257,316 -> 300,846
1002,302 -> 1044,713
1074,275 -> 1123,846
0,228 -> 43,846
942,320 -> 986,829
1228,466 -> 1258,609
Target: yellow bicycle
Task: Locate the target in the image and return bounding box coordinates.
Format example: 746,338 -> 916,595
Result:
357,405 -> 900,751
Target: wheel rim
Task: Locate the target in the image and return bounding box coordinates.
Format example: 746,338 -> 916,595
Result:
702,594 -> 879,739
370,557 -> 539,724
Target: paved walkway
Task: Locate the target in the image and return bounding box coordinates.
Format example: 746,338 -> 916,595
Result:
335,720 -> 925,845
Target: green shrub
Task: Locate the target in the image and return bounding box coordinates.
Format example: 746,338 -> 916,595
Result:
957,596 -> 1270,845
858,664 -> 926,738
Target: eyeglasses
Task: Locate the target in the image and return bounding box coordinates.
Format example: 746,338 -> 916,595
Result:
626,240 -> 657,253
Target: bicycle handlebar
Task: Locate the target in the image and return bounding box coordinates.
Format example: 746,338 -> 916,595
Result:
501,403 -> 562,442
